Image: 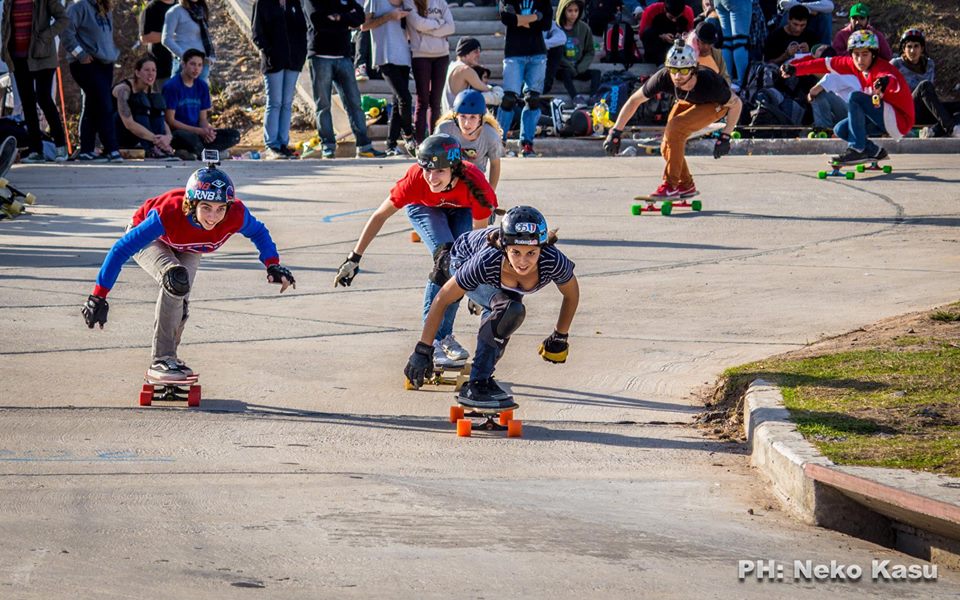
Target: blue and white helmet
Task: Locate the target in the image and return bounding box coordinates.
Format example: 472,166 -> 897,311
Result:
185,167 -> 235,204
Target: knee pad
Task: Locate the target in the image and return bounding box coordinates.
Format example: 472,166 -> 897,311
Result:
162,265 -> 191,297
428,243 -> 453,286
478,293 -> 525,347
500,91 -> 519,112
524,91 -> 541,110
495,300 -> 526,338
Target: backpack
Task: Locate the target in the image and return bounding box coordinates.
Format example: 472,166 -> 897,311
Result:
741,62 -> 779,107
603,13 -> 637,68
588,72 -> 637,120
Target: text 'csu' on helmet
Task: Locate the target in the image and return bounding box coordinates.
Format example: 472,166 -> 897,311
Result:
665,40 -> 698,69
417,133 -> 463,170
453,89 -> 487,115
847,29 -> 879,51
185,167 -> 235,204
500,205 -> 549,247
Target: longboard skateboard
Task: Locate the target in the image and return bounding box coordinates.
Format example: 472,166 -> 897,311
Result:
631,194 -> 702,216
449,401 -> 522,437
141,373 -> 201,407
405,361 -> 472,391
818,157 -> 892,180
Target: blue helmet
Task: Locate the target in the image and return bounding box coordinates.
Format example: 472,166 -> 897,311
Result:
453,89 -> 486,115
185,167 -> 235,204
500,205 -> 548,247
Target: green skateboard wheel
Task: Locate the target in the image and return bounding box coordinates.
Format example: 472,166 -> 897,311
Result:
845,171 -> 855,180
660,202 -> 672,216
882,165 -> 892,174
691,200 -> 702,211
731,131 -> 742,140
856,164 -> 866,173
630,204 -> 641,216
818,170 -> 827,179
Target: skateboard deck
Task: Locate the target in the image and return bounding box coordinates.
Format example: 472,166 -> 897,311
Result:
0,136 -> 16,178
405,361 -> 472,391
631,194 -> 702,216
141,373 -> 201,407
449,400 -> 522,437
0,176 -> 37,220
818,158 -> 892,180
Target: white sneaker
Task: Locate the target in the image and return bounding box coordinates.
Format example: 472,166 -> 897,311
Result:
433,341 -> 460,368
440,334 -> 469,361
951,125 -> 960,138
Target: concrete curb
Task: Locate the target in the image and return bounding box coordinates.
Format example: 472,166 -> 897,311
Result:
744,379 -> 960,568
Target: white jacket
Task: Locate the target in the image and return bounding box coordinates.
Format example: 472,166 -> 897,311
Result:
403,0 -> 455,58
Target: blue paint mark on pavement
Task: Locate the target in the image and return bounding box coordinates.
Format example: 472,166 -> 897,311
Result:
321,208 -> 375,223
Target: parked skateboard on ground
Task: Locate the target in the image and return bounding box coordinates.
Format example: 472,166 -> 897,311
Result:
405,361 -> 472,391
631,194 -> 702,216
818,157 -> 892,180
449,401 -> 522,438
140,373 -> 201,407
0,177 -> 37,220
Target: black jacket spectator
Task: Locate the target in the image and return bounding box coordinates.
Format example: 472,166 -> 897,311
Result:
301,0 -> 365,58
253,0 -> 307,73
500,0 -> 553,57
585,0 -> 621,37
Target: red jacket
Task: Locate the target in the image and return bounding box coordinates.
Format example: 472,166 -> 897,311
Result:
793,55 -> 915,138
638,2 -> 694,36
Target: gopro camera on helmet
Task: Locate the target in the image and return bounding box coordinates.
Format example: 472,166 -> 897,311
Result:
202,148 -> 220,167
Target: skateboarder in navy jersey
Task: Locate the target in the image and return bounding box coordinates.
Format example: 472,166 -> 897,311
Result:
81,158 -> 296,382
334,133 -> 498,370
404,206 -> 580,409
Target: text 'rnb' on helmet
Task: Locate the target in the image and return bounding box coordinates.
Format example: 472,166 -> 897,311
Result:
500,206 -> 549,247
417,134 -> 463,170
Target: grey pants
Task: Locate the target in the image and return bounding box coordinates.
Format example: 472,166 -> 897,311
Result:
132,238 -> 201,361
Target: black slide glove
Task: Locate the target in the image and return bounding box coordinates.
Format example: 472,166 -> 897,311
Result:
538,330 -> 569,364
81,294 -> 109,329
267,264 -> 296,292
603,128 -> 623,156
780,63 -> 796,78
404,341 -> 435,388
334,252 -> 362,287
873,75 -> 890,94
713,133 -> 731,159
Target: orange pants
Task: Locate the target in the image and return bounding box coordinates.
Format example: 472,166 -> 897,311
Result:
660,100 -> 729,188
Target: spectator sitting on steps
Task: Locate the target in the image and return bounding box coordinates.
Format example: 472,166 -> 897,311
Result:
552,0 -> 600,101
686,20 -> 729,83
890,28 -> 959,139
442,37 -> 504,113
162,49 -> 240,160
638,0 -> 695,66
114,55 -> 177,159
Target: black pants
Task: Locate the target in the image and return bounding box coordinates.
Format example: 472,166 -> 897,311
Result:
171,128 -> 240,157
378,63 -> 414,146
11,59 -> 66,154
412,55 -> 449,142
116,113 -> 166,151
912,80 -> 957,131
69,60 -> 118,154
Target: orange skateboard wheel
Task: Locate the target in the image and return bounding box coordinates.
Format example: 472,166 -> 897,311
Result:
411,232 -> 421,243
456,418 -> 472,437
449,405 -> 465,423
498,409 -> 513,425
507,419 -> 522,438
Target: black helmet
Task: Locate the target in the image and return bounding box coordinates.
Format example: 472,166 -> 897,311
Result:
185,167 -> 235,204
500,205 -> 548,247
417,133 -> 462,170
899,28 -> 925,51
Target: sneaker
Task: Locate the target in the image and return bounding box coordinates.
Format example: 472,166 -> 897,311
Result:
676,183 -> 698,198
264,147 -> 287,160
520,142 -> 536,157
356,145 -> 386,158
433,341 -> 460,368
355,65 -> 369,82
322,146 -> 336,159
920,125 -> 945,139
384,145 -> 403,156
951,125 -> 960,138
106,150 -> 124,163
834,146 -> 870,165
650,182 -> 679,198
278,145 -> 298,159
175,359 -> 194,378
147,358 -> 188,382
55,146 -> 68,163
440,334 -> 469,361
457,378 -> 515,410
76,151 -> 107,162
870,146 -> 889,161
21,152 -> 45,164
483,378 -> 514,404
403,136 -> 418,157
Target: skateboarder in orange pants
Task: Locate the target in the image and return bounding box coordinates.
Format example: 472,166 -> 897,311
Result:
603,40 -> 742,198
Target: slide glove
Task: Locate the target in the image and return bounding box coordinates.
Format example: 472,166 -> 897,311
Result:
334,252 -> 362,287
81,294 -> 109,329
404,341 -> 435,388
780,63 -> 796,78
538,330 -> 569,364
267,264 -> 296,292
603,128 -> 623,156
713,133 -> 732,159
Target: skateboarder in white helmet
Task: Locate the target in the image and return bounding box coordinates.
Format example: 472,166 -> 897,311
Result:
603,39 -> 743,199
403,206 -> 580,410
81,154 -> 295,382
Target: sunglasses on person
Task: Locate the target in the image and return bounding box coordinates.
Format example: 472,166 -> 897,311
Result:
667,67 -> 694,76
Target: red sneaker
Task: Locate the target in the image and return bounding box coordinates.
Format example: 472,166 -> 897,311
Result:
650,182 -> 679,198
677,183 -> 698,198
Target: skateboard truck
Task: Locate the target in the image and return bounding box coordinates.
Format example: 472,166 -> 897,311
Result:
449,404 -> 522,438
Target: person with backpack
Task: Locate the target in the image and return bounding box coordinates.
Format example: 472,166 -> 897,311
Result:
601,6 -> 638,69
891,29 -> 958,139
783,29 -> 914,165
603,40 -> 742,198
638,0 -> 694,65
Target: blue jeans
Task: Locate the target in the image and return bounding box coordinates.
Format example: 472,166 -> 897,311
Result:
496,54 -> 546,144
716,0 -> 751,86
835,92 -> 885,153
172,56 -> 211,83
308,56 -> 372,151
263,69 -> 300,149
448,258 -> 506,381
811,91 -> 847,129
406,205 -> 473,342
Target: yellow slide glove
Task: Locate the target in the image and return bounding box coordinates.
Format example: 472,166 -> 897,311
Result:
538,331 -> 569,364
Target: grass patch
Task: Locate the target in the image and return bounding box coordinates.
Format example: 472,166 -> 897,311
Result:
723,347 -> 960,477
931,310 -> 960,323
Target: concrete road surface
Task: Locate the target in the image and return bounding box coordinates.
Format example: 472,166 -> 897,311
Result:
1,154 -> 958,597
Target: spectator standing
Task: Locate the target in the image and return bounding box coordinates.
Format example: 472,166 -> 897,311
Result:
831,3 -> 891,60
362,0 -> 417,156
403,0 -> 456,142
763,4 -> 816,65
497,0 -> 553,158
163,49 -> 240,159
552,0 -> 599,99
113,55 -> 177,158
891,29 -> 958,138
163,0 -> 216,82
714,0 -> 752,88
442,37 -> 502,113
252,0 -> 307,160
638,0 -> 694,65
302,0 -> 386,158
436,89 -> 503,189
1,0 -> 70,163
139,0 -> 176,89
776,0 -> 833,47
62,0 -> 122,162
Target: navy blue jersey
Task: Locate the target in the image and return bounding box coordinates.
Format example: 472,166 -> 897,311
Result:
452,227 -> 575,294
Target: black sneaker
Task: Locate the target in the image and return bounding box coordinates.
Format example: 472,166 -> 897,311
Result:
483,378 -> 514,404
870,146 -> 889,161
834,147 -> 870,165
147,358 -> 188,382
458,379 -> 502,409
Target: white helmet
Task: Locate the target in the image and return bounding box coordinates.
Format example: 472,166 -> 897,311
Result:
665,40 -> 698,69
